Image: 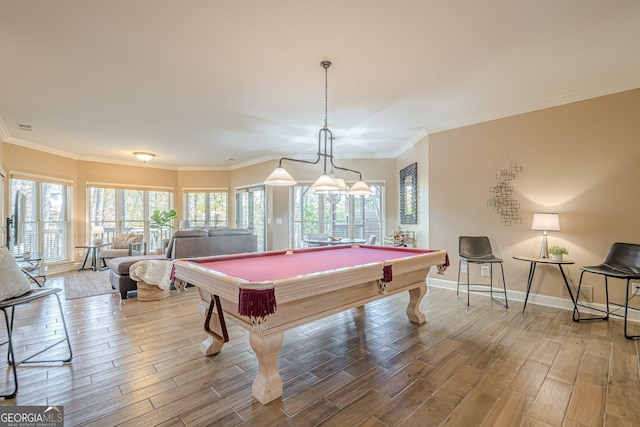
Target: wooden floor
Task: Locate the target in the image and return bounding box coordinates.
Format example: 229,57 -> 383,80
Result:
1,274 -> 639,426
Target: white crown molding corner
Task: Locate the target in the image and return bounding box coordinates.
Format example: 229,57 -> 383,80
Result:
393,128 -> 428,158
427,76 -> 640,135
0,117 -> 10,142
4,136 -> 83,159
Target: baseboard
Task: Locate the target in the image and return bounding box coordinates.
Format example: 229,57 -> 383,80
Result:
427,276 -> 640,324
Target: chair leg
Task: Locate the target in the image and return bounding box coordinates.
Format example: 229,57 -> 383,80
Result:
498,263 -> 508,308
488,263 -> 508,308
624,279 -> 640,339
456,260 -> 461,298
1,308 -> 19,399
489,264 -> 493,300
457,260 -> 469,306
466,262 -> 470,306
573,272 -> 609,322
502,263 -> 508,308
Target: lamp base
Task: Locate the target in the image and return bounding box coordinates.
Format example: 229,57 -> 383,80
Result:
539,233 -> 548,259
93,236 -> 103,245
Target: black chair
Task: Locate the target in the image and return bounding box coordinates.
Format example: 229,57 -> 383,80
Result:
457,236 -> 508,308
573,242 -> 640,339
0,287 -> 73,399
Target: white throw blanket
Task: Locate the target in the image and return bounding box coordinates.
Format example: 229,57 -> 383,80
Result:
129,260 -> 172,291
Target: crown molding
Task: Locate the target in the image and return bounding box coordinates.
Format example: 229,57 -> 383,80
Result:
0,118 -> 10,142
427,76 -> 640,135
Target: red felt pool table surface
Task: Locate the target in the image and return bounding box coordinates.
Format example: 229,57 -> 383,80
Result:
185,244 -> 439,282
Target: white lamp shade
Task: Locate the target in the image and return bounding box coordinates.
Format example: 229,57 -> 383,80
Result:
264,167 -> 297,186
531,213 -> 560,231
311,173 -> 340,192
348,180 -> 373,196
178,220 -> 190,230
332,178 -> 348,192
91,225 -> 104,235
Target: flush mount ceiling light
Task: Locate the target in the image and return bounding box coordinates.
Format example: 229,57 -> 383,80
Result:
264,61 -> 372,196
134,152 -> 156,162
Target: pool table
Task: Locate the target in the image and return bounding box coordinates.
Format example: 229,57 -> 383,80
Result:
172,244 -> 448,404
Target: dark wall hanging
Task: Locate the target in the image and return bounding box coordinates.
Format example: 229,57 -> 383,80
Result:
400,162 -> 418,224
487,161 -> 522,226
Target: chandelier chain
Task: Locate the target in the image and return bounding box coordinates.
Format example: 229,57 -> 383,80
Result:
324,63 -> 329,128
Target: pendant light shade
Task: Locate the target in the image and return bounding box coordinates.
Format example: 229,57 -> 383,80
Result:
311,173 -> 340,191
348,180 -> 373,196
264,166 -> 297,186
332,178 -> 348,192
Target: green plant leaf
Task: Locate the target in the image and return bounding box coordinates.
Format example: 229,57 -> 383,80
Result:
150,209 -> 177,229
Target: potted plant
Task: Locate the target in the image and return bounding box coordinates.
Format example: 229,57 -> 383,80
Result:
548,245 -> 568,261
150,209 -> 177,253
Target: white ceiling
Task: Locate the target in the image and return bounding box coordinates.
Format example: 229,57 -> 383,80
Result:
1,1 -> 639,170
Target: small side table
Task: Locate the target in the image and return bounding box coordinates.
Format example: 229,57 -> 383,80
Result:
76,244 -> 109,271
513,255 -> 575,313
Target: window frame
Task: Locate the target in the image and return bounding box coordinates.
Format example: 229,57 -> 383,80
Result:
291,182 -> 385,248
87,183 -> 174,251
183,188 -> 229,229
9,172 -> 73,265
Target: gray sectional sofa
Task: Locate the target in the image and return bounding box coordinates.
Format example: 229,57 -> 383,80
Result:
108,228 -> 258,299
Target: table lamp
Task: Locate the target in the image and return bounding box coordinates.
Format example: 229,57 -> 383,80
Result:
531,213 -> 560,258
91,225 -> 105,245
178,220 -> 190,230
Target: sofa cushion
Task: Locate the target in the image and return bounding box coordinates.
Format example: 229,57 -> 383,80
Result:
99,248 -> 131,259
165,230 -> 208,258
0,247 -> 32,302
112,233 -> 143,249
208,228 -> 252,237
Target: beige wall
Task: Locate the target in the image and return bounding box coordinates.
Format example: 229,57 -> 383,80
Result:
428,88 -> 640,305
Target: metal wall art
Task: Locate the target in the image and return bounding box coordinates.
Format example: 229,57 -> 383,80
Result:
487,161 -> 522,226
400,162 -> 418,224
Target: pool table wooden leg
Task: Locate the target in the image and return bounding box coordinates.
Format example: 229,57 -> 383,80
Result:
406,283 -> 427,324
249,331 -> 284,404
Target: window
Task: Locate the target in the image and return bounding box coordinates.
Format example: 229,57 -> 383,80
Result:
236,186 -> 265,251
292,184 -> 384,248
10,176 -> 73,263
88,185 -> 173,252
184,190 -> 228,228
0,169 -> 4,247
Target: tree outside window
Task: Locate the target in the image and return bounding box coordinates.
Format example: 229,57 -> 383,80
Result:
184,190 -> 227,228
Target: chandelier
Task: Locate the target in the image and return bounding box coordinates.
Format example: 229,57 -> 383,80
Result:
264,61 -> 373,196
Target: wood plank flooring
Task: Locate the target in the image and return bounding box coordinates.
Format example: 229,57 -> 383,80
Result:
1,274 -> 639,426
